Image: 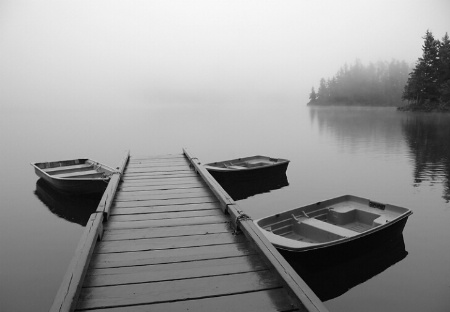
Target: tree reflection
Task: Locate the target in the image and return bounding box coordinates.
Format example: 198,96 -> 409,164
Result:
402,114 -> 450,202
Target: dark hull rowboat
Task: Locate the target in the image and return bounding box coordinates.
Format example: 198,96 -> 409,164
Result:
204,155 -> 290,183
31,158 -> 117,194
254,195 -> 412,256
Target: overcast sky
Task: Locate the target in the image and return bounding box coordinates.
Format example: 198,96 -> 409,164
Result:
1,0 -> 449,110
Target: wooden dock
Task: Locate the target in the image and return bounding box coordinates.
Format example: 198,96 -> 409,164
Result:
50,149 -> 328,312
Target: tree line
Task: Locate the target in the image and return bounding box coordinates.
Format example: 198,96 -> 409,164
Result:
308,59 -> 411,106
401,30 -> 450,111
308,30 -> 450,111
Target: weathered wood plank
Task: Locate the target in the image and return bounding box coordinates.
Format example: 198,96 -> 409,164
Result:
105,215 -> 228,230
110,202 -> 221,215
117,185 -> 205,194
123,170 -> 194,177
102,222 -> 231,241
89,243 -> 256,269
76,270 -> 281,310
121,172 -> 197,180
126,163 -> 190,170
99,232 -> 241,254
114,189 -> 212,202
96,151 -> 130,220
84,255 -> 268,287
83,289 -> 299,312
130,154 -> 186,161
96,232 -> 245,254
107,209 -> 223,222
119,181 -> 203,191
50,213 -> 104,312
124,166 -> 191,173
112,196 -> 218,208
119,176 -> 203,187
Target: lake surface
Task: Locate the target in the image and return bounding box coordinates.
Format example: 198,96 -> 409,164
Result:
1,105 -> 449,311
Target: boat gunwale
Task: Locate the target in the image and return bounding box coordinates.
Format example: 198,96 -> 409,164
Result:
255,195 -> 413,252
31,158 -> 118,181
204,155 -> 290,172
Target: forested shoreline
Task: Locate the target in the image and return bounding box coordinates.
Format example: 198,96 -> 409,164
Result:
308,59 -> 411,106
308,30 -> 450,112
400,30 -> 450,111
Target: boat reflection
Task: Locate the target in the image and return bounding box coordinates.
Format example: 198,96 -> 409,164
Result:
34,179 -> 102,226
218,173 -> 289,200
285,234 -> 408,301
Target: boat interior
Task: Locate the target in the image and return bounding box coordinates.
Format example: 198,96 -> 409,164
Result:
34,159 -> 114,179
257,196 -> 408,244
212,157 -> 281,169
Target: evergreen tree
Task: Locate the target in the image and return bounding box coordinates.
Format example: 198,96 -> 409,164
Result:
309,87 -> 317,102
438,33 -> 450,106
403,30 -> 440,107
317,78 -> 328,101
420,30 -> 441,102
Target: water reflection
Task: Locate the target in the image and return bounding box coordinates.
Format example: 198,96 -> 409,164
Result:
402,115 -> 450,202
286,235 -> 408,301
309,107 -> 404,153
217,173 -> 289,200
34,179 -> 101,226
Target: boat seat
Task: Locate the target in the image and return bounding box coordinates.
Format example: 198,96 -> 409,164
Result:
300,218 -> 359,238
225,164 -> 247,169
53,170 -> 101,178
43,164 -> 92,173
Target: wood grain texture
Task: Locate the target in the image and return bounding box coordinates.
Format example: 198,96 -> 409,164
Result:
110,202 -> 221,216
89,243 -> 257,269
78,289 -> 299,312
102,222 -> 231,241
84,255 -> 268,286
76,270 -> 281,310
107,209 -> 223,222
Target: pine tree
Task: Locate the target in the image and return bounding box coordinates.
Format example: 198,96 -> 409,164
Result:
309,87 -> 317,103
420,30 -> 441,102
317,78 -> 328,102
438,33 -> 450,107
402,30 -> 441,107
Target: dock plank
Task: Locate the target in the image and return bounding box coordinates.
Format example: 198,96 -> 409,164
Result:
110,202 -> 221,215
102,222 -> 231,241
88,289 -> 300,312
114,188 -> 211,201
84,255 -> 268,286
76,270 -> 282,310
96,232 -> 247,253
105,215 -> 228,230
107,209 -> 223,222
89,243 -> 257,269
112,196 -> 218,208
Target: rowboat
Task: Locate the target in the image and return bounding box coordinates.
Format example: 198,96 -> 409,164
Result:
204,155 -> 290,183
254,195 -> 412,255
31,158 -> 117,194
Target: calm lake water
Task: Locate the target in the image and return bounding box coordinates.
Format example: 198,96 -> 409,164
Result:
1,104 -> 450,311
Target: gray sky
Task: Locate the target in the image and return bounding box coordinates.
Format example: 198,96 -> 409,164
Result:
1,0 -> 449,110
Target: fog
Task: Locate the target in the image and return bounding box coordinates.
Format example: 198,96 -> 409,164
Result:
1,0 -> 449,111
